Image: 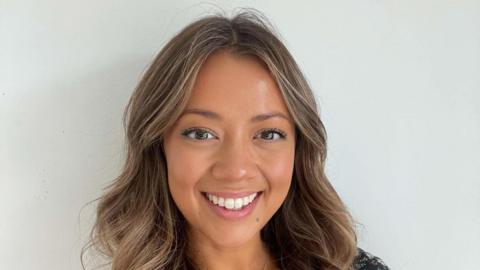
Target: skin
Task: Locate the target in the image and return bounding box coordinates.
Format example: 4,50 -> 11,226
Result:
163,50 -> 296,270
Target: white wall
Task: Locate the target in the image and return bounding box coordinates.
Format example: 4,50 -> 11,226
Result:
1,1 -> 479,269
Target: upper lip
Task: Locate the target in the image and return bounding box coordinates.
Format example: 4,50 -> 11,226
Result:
202,191 -> 263,198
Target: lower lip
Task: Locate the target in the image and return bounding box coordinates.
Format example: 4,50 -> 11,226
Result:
202,192 -> 262,221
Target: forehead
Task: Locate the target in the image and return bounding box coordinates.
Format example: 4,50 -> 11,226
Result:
184,51 -> 292,121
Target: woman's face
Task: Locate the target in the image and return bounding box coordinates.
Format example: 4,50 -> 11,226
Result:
163,51 -> 296,248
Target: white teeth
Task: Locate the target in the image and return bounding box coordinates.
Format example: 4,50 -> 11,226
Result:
234,198 -> 243,209
205,192 -> 258,210
225,198 -> 235,209
218,197 -> 225,207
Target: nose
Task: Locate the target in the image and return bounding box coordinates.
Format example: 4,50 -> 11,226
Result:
211,136 -> 258,182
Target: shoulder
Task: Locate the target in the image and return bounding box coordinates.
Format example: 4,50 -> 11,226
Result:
352,247 -> 390,270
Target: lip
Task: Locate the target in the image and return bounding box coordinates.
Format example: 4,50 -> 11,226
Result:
202,191 -> 262,221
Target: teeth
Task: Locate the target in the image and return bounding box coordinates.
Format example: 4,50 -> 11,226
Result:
206,192 -> 258,210
234,198 -> 243,209
218,197 -> 225,207
225,198 -> 235,209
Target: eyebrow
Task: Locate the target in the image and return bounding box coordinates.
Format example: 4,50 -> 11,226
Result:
180,108 -> 292,123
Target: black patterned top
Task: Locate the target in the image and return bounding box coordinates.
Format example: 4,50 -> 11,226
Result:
352,247 -> 390,270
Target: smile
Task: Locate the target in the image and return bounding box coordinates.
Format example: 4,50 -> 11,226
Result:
201,191 -> 263,220
205,192 -> 258,210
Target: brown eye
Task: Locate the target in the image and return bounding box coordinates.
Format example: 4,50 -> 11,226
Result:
181,128 -> 216,141
257,128 -> 287,141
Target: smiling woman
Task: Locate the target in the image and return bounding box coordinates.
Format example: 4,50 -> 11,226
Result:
162,51 -> 297,268
81,8 -> 390,270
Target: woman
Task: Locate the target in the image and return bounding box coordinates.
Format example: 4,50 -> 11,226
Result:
81,9 -> 390,270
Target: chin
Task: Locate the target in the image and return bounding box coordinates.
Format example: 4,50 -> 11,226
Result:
205,225 -> 259,248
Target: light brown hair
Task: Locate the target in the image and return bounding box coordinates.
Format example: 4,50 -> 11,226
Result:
81,8 -> 359,270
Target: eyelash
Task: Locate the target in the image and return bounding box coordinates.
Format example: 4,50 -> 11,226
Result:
181,127 -> 287,142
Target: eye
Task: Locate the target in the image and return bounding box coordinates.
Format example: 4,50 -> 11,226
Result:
181,127 -> 217,141
181,127 -> 287,142
256,128 -> 287,142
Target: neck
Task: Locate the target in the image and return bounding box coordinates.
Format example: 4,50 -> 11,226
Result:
187,229 -> 274,270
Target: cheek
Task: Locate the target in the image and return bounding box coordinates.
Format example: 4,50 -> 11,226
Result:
165,135 -> 212,185
262,146 -> 295,198
166,147 -> 204,189
273,147 -> 295,175
164,139 -> 212,216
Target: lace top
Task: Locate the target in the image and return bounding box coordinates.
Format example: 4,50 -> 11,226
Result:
353,247 -> 390,270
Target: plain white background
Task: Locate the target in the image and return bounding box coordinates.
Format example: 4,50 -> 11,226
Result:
1,0 -> 479,269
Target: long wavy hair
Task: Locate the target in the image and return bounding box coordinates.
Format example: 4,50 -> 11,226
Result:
81,8 -> 359,270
